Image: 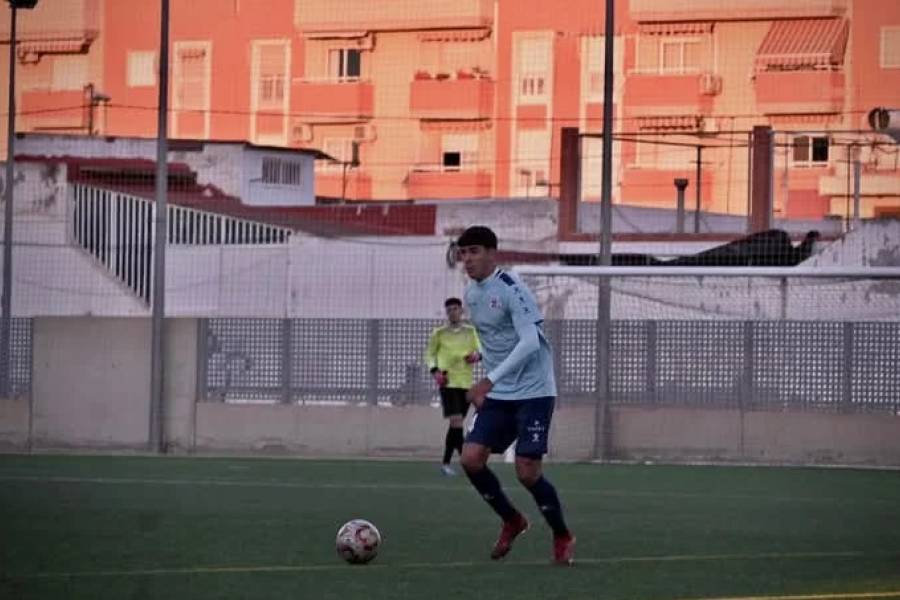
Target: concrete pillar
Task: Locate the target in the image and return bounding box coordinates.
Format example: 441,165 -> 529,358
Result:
558,127 -> 580,239
750,126 -> 773,233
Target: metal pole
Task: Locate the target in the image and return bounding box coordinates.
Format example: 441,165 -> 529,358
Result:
1,5 -> 19,398
674,178 -> 688,234
852,151 -> 861,227
693,145 -> 701,233
595,0 -> 614,461
148,0 -> 170,453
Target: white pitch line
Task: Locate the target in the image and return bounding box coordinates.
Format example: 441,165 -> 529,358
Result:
678,592 -> 900,600
1,474 -> 897,506
5,550 -> 872,580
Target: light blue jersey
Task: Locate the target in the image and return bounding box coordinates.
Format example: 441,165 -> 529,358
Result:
463,268 -> 556,400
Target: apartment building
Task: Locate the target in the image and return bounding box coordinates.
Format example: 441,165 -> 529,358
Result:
3,0 -> 898,216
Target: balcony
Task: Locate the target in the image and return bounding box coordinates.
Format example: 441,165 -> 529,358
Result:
629,0 -> 846,22
20,90 -> 86,132
295,80 -> 374,121
623,73 -> 717,116
315,171 -> 373,201
754,71 -> 844,115
406,168 -> 492,199
409,74 -> 494,120
295,0 -> 493,33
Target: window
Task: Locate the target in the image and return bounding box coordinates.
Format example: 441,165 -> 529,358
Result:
318,138 -> 355,172
174,43 -> 211,111
635,31 -> 710,75
51,56 -> 88,91
582,36 -> 605,99
881,26 -> 900,69
328,48 -> 362,81
514,130 -> 551,195
516,35 -> 552,103
127,51 -> 156,87
441,133 -> 478,172
253,42 -> 289,110
261,157 -> 302,186
659,38 -> 702,74
792,135 -> 829,166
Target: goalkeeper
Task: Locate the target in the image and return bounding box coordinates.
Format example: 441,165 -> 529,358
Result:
424,297 -> 481,476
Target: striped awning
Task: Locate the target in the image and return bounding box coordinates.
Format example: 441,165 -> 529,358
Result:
420,119 -> 492,132
10,30 -> 97,61
636,115 -> 702,131
755,18 -> 849,72
418,28 -> 491,43
638,22 -> 713,36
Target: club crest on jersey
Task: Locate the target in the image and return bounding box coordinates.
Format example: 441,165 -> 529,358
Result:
489,296 -> 502,309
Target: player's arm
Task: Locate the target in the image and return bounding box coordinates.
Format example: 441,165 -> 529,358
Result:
485,317 -> 540,384
424,329 -> 448,387
465,327 -> 481,364
424,328 -> 440,371
468,286 -> 541,406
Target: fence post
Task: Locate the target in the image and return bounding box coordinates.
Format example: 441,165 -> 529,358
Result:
281,318 -> 293,404
196,319 -> 209,402
645,320 -> 657,402
547,319 -> 564,404
366,320 -> 380,406
842,322 -> 854,413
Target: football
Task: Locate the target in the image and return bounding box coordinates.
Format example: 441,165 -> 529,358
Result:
335,519 -> 382,564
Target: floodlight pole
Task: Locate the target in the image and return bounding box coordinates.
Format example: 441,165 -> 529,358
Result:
148,0 -> 170,453
2,1 -> 39,398
595,0 -> 615,461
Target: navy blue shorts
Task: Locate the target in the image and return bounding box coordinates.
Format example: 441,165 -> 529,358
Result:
465,396 -> 555,458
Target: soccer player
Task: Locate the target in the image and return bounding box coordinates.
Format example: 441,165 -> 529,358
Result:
456,225 -> 576,566
425,297 -> 481,476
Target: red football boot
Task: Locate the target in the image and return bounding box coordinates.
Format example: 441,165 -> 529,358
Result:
552,532 -> 576,566
490,513 -> 530,560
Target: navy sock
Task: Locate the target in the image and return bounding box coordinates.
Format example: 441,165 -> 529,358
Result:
442,427 -> 456,464
526,476 -> 569,537
450,427 -> 464,456
465,467 -> 519,521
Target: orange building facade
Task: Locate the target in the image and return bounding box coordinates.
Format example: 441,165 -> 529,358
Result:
3,0 -> 899,217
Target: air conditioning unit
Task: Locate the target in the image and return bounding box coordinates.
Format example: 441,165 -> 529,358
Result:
355,33 -> 375,51
291,122 -> 314,143
353,124 -> 376,142
699,117 -> 718,133
700,72 -> 723,96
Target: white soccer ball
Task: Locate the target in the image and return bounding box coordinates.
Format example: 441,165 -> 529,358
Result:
335,519 -> 382,564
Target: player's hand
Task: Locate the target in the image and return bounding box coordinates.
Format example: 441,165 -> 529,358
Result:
466,377 -> 493,409
432,370 -> 448,388
464,351 -> 481,364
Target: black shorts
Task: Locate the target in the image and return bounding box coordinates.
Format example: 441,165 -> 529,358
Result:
439,387 -> 470,418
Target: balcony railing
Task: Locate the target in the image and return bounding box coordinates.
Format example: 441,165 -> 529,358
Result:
295,79 -> 374,120
295,0 -> 493,32
754,70 -> 844,115
409,73 -> 494,119
407,167 -> 492,199
623,73 -> 717,115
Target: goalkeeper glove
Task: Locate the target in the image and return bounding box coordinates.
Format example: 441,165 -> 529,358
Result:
430,368 -> 448,388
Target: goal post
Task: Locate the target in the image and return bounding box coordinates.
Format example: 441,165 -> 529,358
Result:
512,264 -> 900,460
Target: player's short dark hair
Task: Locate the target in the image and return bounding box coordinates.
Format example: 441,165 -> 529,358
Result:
444,297 -> 462,308
456,226 -> 498,249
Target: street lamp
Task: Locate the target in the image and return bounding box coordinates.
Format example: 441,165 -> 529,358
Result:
2,0 -> 39,397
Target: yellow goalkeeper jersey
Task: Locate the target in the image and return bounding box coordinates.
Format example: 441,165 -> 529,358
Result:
424,323 -> 480,389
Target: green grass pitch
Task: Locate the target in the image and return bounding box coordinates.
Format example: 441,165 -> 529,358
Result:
1,455 -> 899,600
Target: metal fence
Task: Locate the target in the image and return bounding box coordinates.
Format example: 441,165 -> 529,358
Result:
201,317 -> 900,413
4,318 -> 32,398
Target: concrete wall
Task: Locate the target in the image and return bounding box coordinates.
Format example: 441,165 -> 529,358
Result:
12,317 -> 197,451
2,316 -> 899,466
